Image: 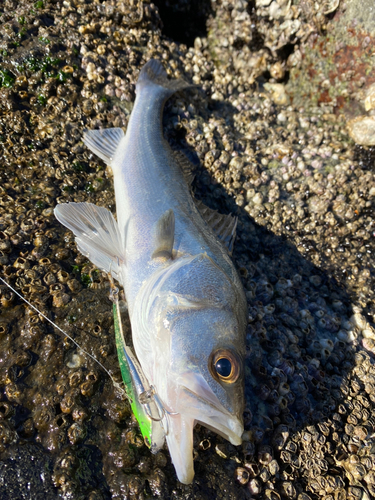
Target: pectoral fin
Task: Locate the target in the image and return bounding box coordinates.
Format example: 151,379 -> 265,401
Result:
54,202 -> 125,281
152,209 -> 175,261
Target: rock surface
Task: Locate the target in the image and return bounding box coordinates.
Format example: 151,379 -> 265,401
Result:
0,0 -> 375,499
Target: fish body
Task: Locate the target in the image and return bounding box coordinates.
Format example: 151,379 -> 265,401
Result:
54,60 -> 247,484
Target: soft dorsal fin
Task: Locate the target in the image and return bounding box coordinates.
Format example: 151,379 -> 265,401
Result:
54,202 -> 125,281
152,209 -> 175,261
195,200 -> 237,255
83,128 -> 125,165
172,150 -> 195,186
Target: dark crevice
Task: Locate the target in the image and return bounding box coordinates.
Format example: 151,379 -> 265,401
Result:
276,42 -> 295,61
353,144 -> 375,172
154,0 -> 213,46
249,27 -> 265,52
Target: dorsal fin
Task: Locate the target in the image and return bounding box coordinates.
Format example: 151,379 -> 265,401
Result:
172,150 -> 195,186
195,200 -> 237,255
83,128 -> 125,165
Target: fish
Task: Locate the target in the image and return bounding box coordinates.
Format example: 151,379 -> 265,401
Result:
54,59 -> 247,484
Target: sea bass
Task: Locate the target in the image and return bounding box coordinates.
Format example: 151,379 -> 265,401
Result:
54,59 -> 247,484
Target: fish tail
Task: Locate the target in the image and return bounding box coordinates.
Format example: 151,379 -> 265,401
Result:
136,59 -> 191,95
83,60 -> 190,167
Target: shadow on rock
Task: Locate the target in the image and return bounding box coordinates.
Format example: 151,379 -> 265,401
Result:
163,95 -> 374,498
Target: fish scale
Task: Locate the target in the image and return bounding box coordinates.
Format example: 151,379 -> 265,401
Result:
54,59 -> 247,484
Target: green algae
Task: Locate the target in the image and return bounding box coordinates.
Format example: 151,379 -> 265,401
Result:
0,68 -> 15,88
18,55 -> 61,76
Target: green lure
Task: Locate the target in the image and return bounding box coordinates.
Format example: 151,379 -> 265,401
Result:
110,282 -> 165,451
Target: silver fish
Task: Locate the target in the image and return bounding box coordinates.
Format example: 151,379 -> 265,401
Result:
54,59 -> 247,484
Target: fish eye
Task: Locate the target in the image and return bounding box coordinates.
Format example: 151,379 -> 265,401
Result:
209,349 -> 241,384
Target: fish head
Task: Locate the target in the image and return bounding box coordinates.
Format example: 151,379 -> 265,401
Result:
145,254 -> 247,484
159,299 -> 246,484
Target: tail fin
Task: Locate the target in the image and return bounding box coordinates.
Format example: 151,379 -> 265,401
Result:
136,59 -> 191,95
83,60 -> 189,166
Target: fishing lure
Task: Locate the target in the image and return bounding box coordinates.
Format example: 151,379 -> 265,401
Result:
108,274 -> 166,451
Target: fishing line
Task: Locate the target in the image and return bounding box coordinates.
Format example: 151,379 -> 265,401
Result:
0,275 -> 125,395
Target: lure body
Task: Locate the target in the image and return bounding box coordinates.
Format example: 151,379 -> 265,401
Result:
54,59 -> 247,484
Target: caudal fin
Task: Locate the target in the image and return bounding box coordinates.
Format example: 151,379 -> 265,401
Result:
136,59 -> 191,95
54,202 -> 125,282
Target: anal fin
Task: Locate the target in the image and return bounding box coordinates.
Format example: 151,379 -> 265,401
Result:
83,128 -> 125,165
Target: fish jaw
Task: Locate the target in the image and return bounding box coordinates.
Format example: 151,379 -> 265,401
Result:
165,415 -> 195,485
163,373 -> 243,484
178,372 -> 244,445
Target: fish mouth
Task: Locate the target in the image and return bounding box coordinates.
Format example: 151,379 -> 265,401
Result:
180,384 -> 243,446
164,374 -> 243,485
165,414 -> 195,485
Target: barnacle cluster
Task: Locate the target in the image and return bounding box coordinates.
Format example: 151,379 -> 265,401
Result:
0,0 -> 375,498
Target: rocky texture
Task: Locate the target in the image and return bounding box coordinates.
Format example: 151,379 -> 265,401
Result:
0,0 -> 375,499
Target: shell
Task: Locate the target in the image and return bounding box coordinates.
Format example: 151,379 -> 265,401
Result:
347,116 -> 375,146
235,467 -> 250,485
248,478 -> 262,496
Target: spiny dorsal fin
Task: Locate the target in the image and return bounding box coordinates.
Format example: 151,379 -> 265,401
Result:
172,150 -> 195,186
137,59 -> 191,95
195,200 -> 237,255
54,202 -> 125,281
83,128 -> 125,165
152,209 -> 175,261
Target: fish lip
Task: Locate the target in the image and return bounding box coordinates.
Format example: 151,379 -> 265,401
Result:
165,415 -> 195,484
178,384 -> 243,446
163,383 -> 243,484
